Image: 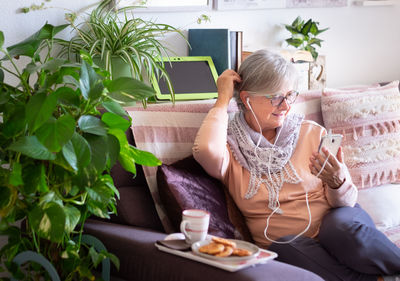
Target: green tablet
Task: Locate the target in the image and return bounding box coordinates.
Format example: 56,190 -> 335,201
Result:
152,56 -> 219,101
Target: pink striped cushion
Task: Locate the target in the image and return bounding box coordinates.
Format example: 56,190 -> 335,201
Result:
125,93 -> 323,232
322,81 -> 400,189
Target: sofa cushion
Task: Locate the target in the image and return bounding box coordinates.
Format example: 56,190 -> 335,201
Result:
357,183 -> 400,231
157,155 -> 255,240
321,81 -> 400,189
113,185 -> 163,231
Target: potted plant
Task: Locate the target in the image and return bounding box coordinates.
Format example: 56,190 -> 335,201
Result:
284,16 -> 329,60
0,22 -> 161,280
56,0 -> 188,102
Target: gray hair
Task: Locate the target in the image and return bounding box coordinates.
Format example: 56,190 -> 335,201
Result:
234,49 -> 298,111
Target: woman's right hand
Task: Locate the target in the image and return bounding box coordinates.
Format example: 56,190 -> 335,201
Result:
215,70 -> 242,107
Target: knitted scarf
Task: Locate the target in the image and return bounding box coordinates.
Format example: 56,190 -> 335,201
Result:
227,112 -> 304,213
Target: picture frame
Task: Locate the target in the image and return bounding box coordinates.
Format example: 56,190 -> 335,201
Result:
213,0 -> 348,9
113,0 -> 212,12
214,0 -> 286,10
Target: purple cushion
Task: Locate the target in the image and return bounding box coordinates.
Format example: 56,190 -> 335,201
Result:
157,156 -> 236,238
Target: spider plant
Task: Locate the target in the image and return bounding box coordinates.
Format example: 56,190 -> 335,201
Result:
56,0 -> 187,102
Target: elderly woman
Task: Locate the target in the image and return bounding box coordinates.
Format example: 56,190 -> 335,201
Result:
192,49 -> 400,281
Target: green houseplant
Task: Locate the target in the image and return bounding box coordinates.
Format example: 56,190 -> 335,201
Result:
284,16 -> 329,60
56,0 -> 187,102
0,22 -> 161,280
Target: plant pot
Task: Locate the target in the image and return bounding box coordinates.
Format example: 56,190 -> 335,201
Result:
93,56 -> 132,79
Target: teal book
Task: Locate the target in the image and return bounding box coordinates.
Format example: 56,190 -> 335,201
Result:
188,29 -> 231,75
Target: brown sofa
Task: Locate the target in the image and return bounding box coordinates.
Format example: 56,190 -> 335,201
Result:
83,127 -> 323,281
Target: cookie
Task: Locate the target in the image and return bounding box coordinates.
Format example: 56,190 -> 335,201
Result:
215,246 -> 233,257
232,248 -> 252,257
211,237 -> 236,248
199,242 -> 224,255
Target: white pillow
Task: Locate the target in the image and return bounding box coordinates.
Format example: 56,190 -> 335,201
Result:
357,183 -> 400,231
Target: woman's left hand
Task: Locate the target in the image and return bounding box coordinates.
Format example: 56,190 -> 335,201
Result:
309,147 -> 346,189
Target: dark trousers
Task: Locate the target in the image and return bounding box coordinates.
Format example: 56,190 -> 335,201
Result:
268,204 -> 400,281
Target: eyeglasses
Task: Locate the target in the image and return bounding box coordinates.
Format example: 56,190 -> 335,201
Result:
249,90 -> 299,107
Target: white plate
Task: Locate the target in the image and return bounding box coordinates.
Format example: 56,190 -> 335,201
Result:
191,239 -> 260,262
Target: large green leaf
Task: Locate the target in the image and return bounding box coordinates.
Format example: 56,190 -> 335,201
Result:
6,23 -> 69,59
62,132 -> 91,171
78,115 -> 107,136
101,174 -> 119,199
89,246 -> 102,267
86,182 -> 113,204
102,100 -> 129,117
36,115 -> 75,152
63,204 -> 80,233
107,128 -> 128,150
301,19 -> 313,36
55,87 -> 80,107
79,60 -> 104,101
129,146 -> 161,167
310,22 -> 318,36
286,38 -> 303,48
22,164 -> 48,194
9,163 -> 23,186
315,27 -> 329,36
25,58 -> 66,74
85,134 -> 108,172
29,202 -> 66,243
26,91 -> 59,133
0,31 -> 4,49
106,134 -> 119,168
118,151 -> 136,175
8,136 -> 56,160
2,105 -> 25,138
0,186 -> 12,210
106,77 -> 155,103
101,112 -> 130,131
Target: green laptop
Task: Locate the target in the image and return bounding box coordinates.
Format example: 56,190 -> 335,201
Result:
152,56 -> 219,101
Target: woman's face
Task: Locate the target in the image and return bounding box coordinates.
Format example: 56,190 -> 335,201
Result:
241,83 -> 296,132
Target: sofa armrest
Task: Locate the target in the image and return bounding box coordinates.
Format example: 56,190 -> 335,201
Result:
84,219 -> 324,281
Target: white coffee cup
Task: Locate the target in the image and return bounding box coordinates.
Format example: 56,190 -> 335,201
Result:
180,209 -> 210,244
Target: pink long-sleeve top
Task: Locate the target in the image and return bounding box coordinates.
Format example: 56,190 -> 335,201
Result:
193,106 -> 358,249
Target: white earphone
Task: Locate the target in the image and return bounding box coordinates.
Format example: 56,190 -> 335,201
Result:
246,96 -> 251,108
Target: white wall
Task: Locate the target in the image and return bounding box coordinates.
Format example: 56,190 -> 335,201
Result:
1,1 -> 400,87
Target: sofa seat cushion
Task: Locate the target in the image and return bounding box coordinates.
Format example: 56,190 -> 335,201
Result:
83,219 -> 324,281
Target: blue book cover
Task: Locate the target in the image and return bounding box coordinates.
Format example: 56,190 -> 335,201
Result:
188,29 -> 231,75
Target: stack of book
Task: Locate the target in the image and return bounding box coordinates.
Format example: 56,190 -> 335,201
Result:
188,29 -> 243,75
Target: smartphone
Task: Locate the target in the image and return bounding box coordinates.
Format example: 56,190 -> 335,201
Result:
318,134 -> 343,155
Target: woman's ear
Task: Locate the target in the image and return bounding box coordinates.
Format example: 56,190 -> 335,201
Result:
240,91 -> 249,109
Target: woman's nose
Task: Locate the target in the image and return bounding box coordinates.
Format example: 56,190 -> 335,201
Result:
277,98 -> 290,110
